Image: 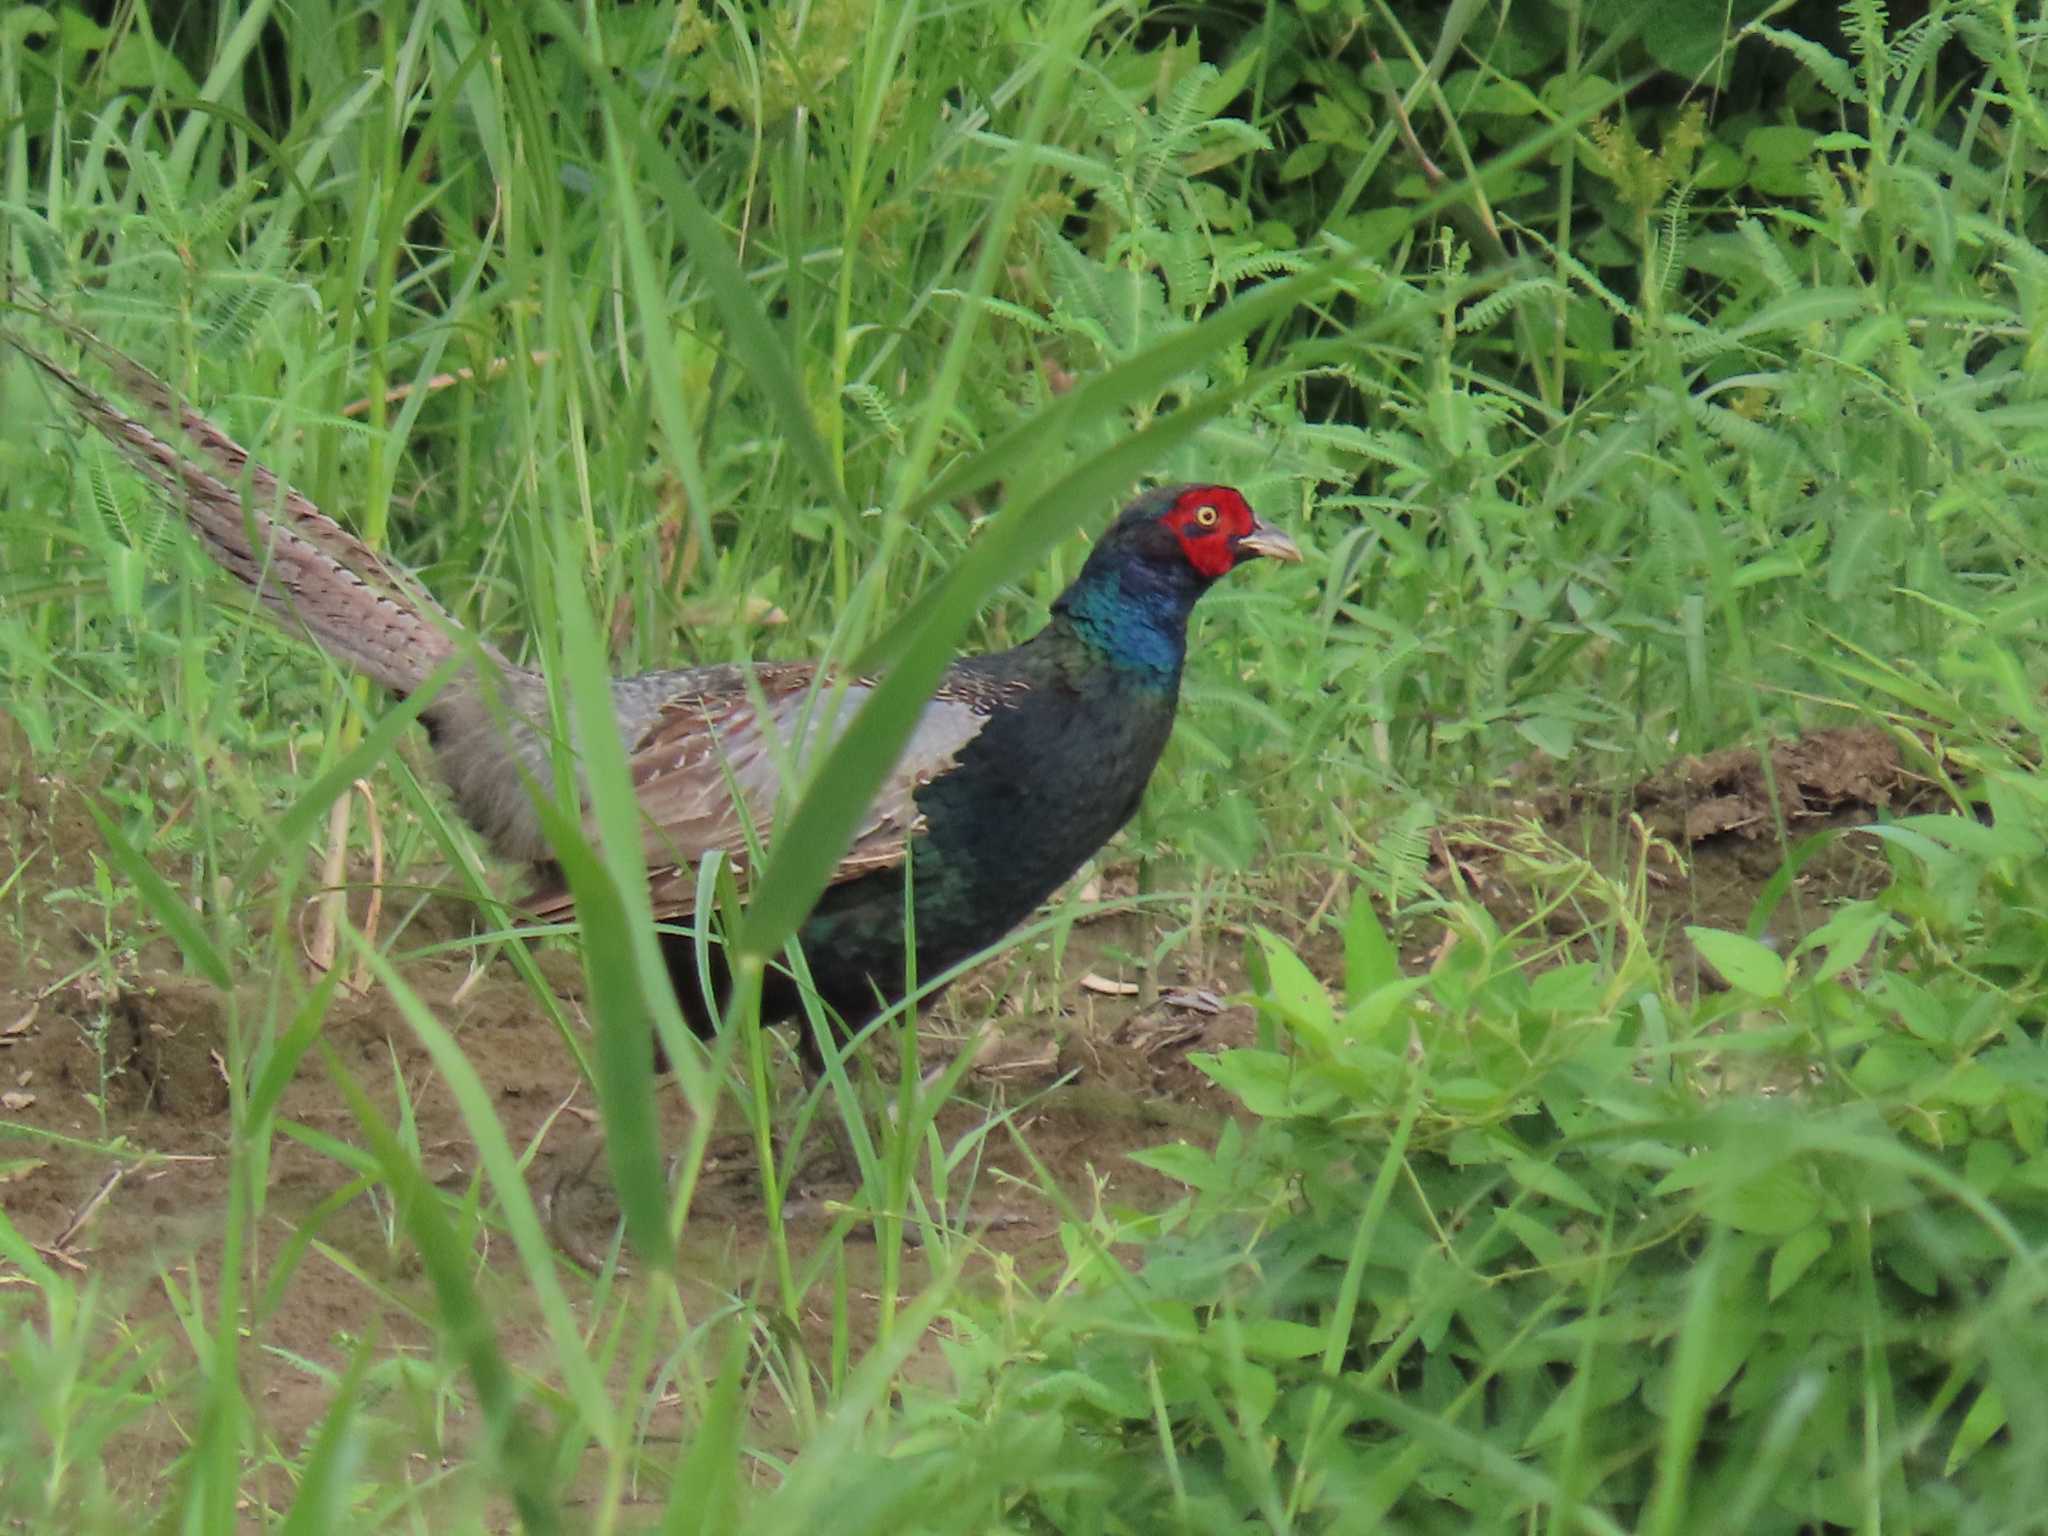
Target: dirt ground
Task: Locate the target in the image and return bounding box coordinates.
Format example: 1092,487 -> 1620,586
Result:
0,716 -> 1937,1496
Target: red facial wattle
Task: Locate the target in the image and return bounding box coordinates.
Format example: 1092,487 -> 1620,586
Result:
1165,486 -> 1256,579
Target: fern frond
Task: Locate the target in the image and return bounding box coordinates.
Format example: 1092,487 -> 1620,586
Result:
1753,25 -> 1856,99
1959,213 -> 2048,286
1655,185 -> 1692,302
1844,0 -> 1892,71
1888,14 -> 1953,79
1153,65 -> 1222,161
842,383 -> 905,448
1687,395 -> 1796,457
1548,243 -> 1640,323
1738,218 -> 1800,297
1367,796 -> 1437,907
934,291 -> 1060,335
200,277 -> 295,357
1668,316 -> 1749,363
1147,200 -> 1205,316
1217,247 -> 1312,284
1457,277 -> 1566,333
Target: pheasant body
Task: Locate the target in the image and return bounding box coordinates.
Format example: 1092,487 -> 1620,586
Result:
784,619 -> 1183,1029
8,325 -> 1299,1056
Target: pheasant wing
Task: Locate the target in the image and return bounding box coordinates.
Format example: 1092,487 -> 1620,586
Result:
524,663 -> 1002,923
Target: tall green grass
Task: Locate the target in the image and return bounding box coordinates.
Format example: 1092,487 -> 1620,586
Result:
2,0 -> 2046,1529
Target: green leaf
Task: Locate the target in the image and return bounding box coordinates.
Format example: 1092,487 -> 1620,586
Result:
1686,926 -> 1789,998
1947,1383 -> 2007,1474
1704,1162 -> 1822,1237
1514,714 -> 1575,758
1279,142 -> 1328,181
1850,1038 -> 1941,1096
1506,1155 -> 1602,1215
669,1327 -> 750,1536
1641,4 -> 1728,77
1895,811 -> 2044,863
1731,286 -> 1867,341
6,7 -> 56,46
1128,1141 -> 1218,1189
1434,1077 -> 1510,1113
1337,977 -> 1431,1053
1527,962 -> 1602,1015
1745,125 -> 1819,166
1236,1319 -> 1326,1360
1731,554 -> 1806,589
1499,1209 -> 1570,1269
1964,1138 -> 2014,1196
1794,901 -> 1893,981
1343,892 -> 1401,1001
528,530 -> 686,1271
1248,926 -> 1335,1046
1767,1224 -> 1832,1299
1875,975 -> 1954,1045
1743,125 -> 1818,196
1195,1048 -> 1339,1119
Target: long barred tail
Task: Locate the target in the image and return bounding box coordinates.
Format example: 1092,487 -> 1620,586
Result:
6,320 -> 499,698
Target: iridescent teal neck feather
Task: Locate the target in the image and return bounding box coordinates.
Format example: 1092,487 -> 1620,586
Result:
1051,553 -> 1205,686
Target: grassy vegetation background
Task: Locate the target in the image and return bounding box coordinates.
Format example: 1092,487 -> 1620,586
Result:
3,0 -> 2047,1530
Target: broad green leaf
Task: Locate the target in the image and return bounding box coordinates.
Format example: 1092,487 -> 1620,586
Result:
1963,1138 -> 2014,1195
1127,1141 -> 1220,1189
1506,1156 -> 1602,1216
1499,1209 -> 1570,1269
1686,926 -> 1788,998
1343,891 -> 1401,1000
1195,1048 -> 1339,1119
1767,1224 -> 1833,1299
1338,977 -> 1431,1052
1794,901 -> 1894,981
1237,1319 -> 1326,1361
1514,714 -> 1574,758
1248,926 -> 1336,1045
1850,1038 -> 1942,1096
1704,1162 -> 1822,1237
1947,1383 -> 2008,1474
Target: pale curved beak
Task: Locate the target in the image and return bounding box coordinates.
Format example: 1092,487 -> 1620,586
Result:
1236,522 -> 1302,563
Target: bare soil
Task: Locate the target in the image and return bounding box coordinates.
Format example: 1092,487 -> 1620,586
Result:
0,716 -> 1935,1496
1483,725 -> 1934,972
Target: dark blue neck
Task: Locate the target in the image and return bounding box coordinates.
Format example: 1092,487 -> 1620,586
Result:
1051,554 -> 1204,685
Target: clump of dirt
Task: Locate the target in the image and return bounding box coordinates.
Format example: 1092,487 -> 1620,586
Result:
1628,726 -> 1935,845
1481,723 -> 1935,954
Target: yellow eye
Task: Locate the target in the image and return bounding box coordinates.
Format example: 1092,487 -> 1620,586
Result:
1194,504 -> 1219,528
